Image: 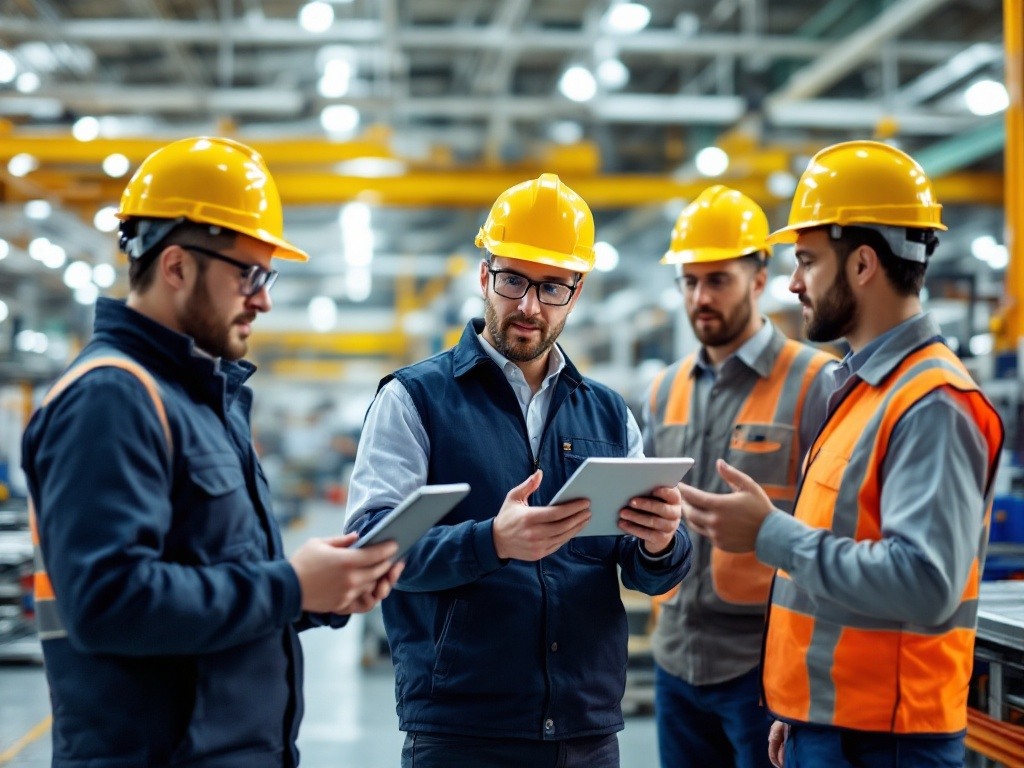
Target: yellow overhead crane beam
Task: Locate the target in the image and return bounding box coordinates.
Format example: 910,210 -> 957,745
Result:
0,130 -> 1006,209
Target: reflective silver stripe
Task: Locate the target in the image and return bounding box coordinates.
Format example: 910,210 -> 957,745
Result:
791,351 -> 986,723
34,599 -> 67,640
773,577 -> 978,634
773,344 -> 818,426
806,620 -> 842,723
825,355 -> 971,539
33,544 -> 45,572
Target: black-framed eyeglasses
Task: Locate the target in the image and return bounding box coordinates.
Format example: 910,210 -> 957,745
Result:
487,268 -> 579,307
180,244 -> 278,297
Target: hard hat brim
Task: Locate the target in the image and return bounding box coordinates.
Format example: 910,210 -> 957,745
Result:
661,245 -> 767,265
481,238 -> 594,274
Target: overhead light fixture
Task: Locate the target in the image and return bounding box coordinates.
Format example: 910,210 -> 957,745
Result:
320,104 -> 360,135
964,79 -> 1009,116
318,58 -> 352,98
603,3 -> 651,34
42,243 -> 67,270
74,284 -> 98,305
767,171 -> 797,197
596,58 -> 629,90
334,158 -> 406,177
299,1 -> 334,33
92,263 -> 117,288
594,241 -> 620,272
695,147 -> 729,177
549,120 -> 584,144
0,239 -> 8,261
102,153 -> 131,178
24,199 -> 52,220
308,296 -> 338,331
0,50 -> 16,83
15,71 -> 40,93
0,299 -> 8,323
63,261 -> 93,290
93,206 -> 120,233
970,234 -> 1008,268
559,66 -> 597,103
8,153 -> 38,177
769,274 -> 800,304
72,116 -> 100,142
345,267 -> 372,302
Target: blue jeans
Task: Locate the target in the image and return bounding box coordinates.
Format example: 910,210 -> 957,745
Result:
784,723 -> 965,767
401,732 -> 620,768
655,664 -> 773,768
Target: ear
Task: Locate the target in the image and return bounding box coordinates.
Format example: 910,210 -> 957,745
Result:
157,244 -> 190,291
751,264 -> 768,298
849,245 -> 879,287
479,259 -> 490,298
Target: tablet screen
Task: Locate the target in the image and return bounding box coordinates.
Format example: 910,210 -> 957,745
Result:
549,458 -> 694,537
353,483 -> 471,559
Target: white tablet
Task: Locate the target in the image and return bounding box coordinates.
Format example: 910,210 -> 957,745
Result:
549,458 -> 695,537
352,483 -> 471,559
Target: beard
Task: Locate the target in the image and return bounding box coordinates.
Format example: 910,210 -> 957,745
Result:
483,297 -> 566,363
688,296 -> 754,349
803,268 -> 858,343
180,275 -> 252,360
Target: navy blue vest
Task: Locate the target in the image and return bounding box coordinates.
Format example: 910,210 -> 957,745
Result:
381,319 -> 636,739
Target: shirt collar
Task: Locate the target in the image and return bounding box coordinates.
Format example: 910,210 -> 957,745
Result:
477,329 -> 566,387
694,317 -> 774,377
833,313 -> 940,388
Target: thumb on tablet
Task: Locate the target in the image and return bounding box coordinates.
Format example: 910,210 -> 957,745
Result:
509,469 -> 542,504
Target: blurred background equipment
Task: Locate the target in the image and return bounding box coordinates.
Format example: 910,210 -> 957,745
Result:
0,1 -> 1023,765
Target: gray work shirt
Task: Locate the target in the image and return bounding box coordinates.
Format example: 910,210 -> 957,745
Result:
644,320 -> 835,686
757,313 -> 991,628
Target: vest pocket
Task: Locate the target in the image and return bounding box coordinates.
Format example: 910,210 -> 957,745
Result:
185,451 -> 246,496
727,423 -> 793,490
431,598 -> 468,695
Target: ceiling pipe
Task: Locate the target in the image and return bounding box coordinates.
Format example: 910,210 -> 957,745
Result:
765,0 -> 954,107
0,16 -> 966,63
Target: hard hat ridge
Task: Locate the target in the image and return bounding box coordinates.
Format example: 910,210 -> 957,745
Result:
475,173 -> 596,273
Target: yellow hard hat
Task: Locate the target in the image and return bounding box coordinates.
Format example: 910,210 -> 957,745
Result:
117,136 -> 309,261
661,185 -> 770,265
767,140 -> 946,245
475,173 -> 595,273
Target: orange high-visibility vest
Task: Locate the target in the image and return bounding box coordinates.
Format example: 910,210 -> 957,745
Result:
763,341 -> 1003,734
30,353 -> 171,641
650,338 -> 832,608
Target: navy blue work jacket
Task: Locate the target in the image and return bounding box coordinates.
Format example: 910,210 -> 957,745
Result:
348,319 -> 691,741
22,298 -> 314,768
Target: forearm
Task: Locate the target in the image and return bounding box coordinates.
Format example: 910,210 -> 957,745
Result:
620,528 -> 692,595
56,556 -> 301,655
757,393 -> 990,625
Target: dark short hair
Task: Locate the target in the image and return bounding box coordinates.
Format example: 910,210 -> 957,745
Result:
826,226 -> 929,297
128,220 -> 238,292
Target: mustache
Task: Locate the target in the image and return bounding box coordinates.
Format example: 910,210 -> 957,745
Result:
233,312 -> 257,325
691,307 -> 721,319
503,313 -> 544,331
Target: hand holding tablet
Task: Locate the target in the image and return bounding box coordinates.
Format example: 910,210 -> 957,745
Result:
353,483 -> 471,560
549,457 -> 695,537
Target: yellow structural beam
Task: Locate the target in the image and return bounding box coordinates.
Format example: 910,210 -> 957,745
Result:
995,0 -> 1023,350
248,330 -> 408,357
3,167 -> 1005,209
